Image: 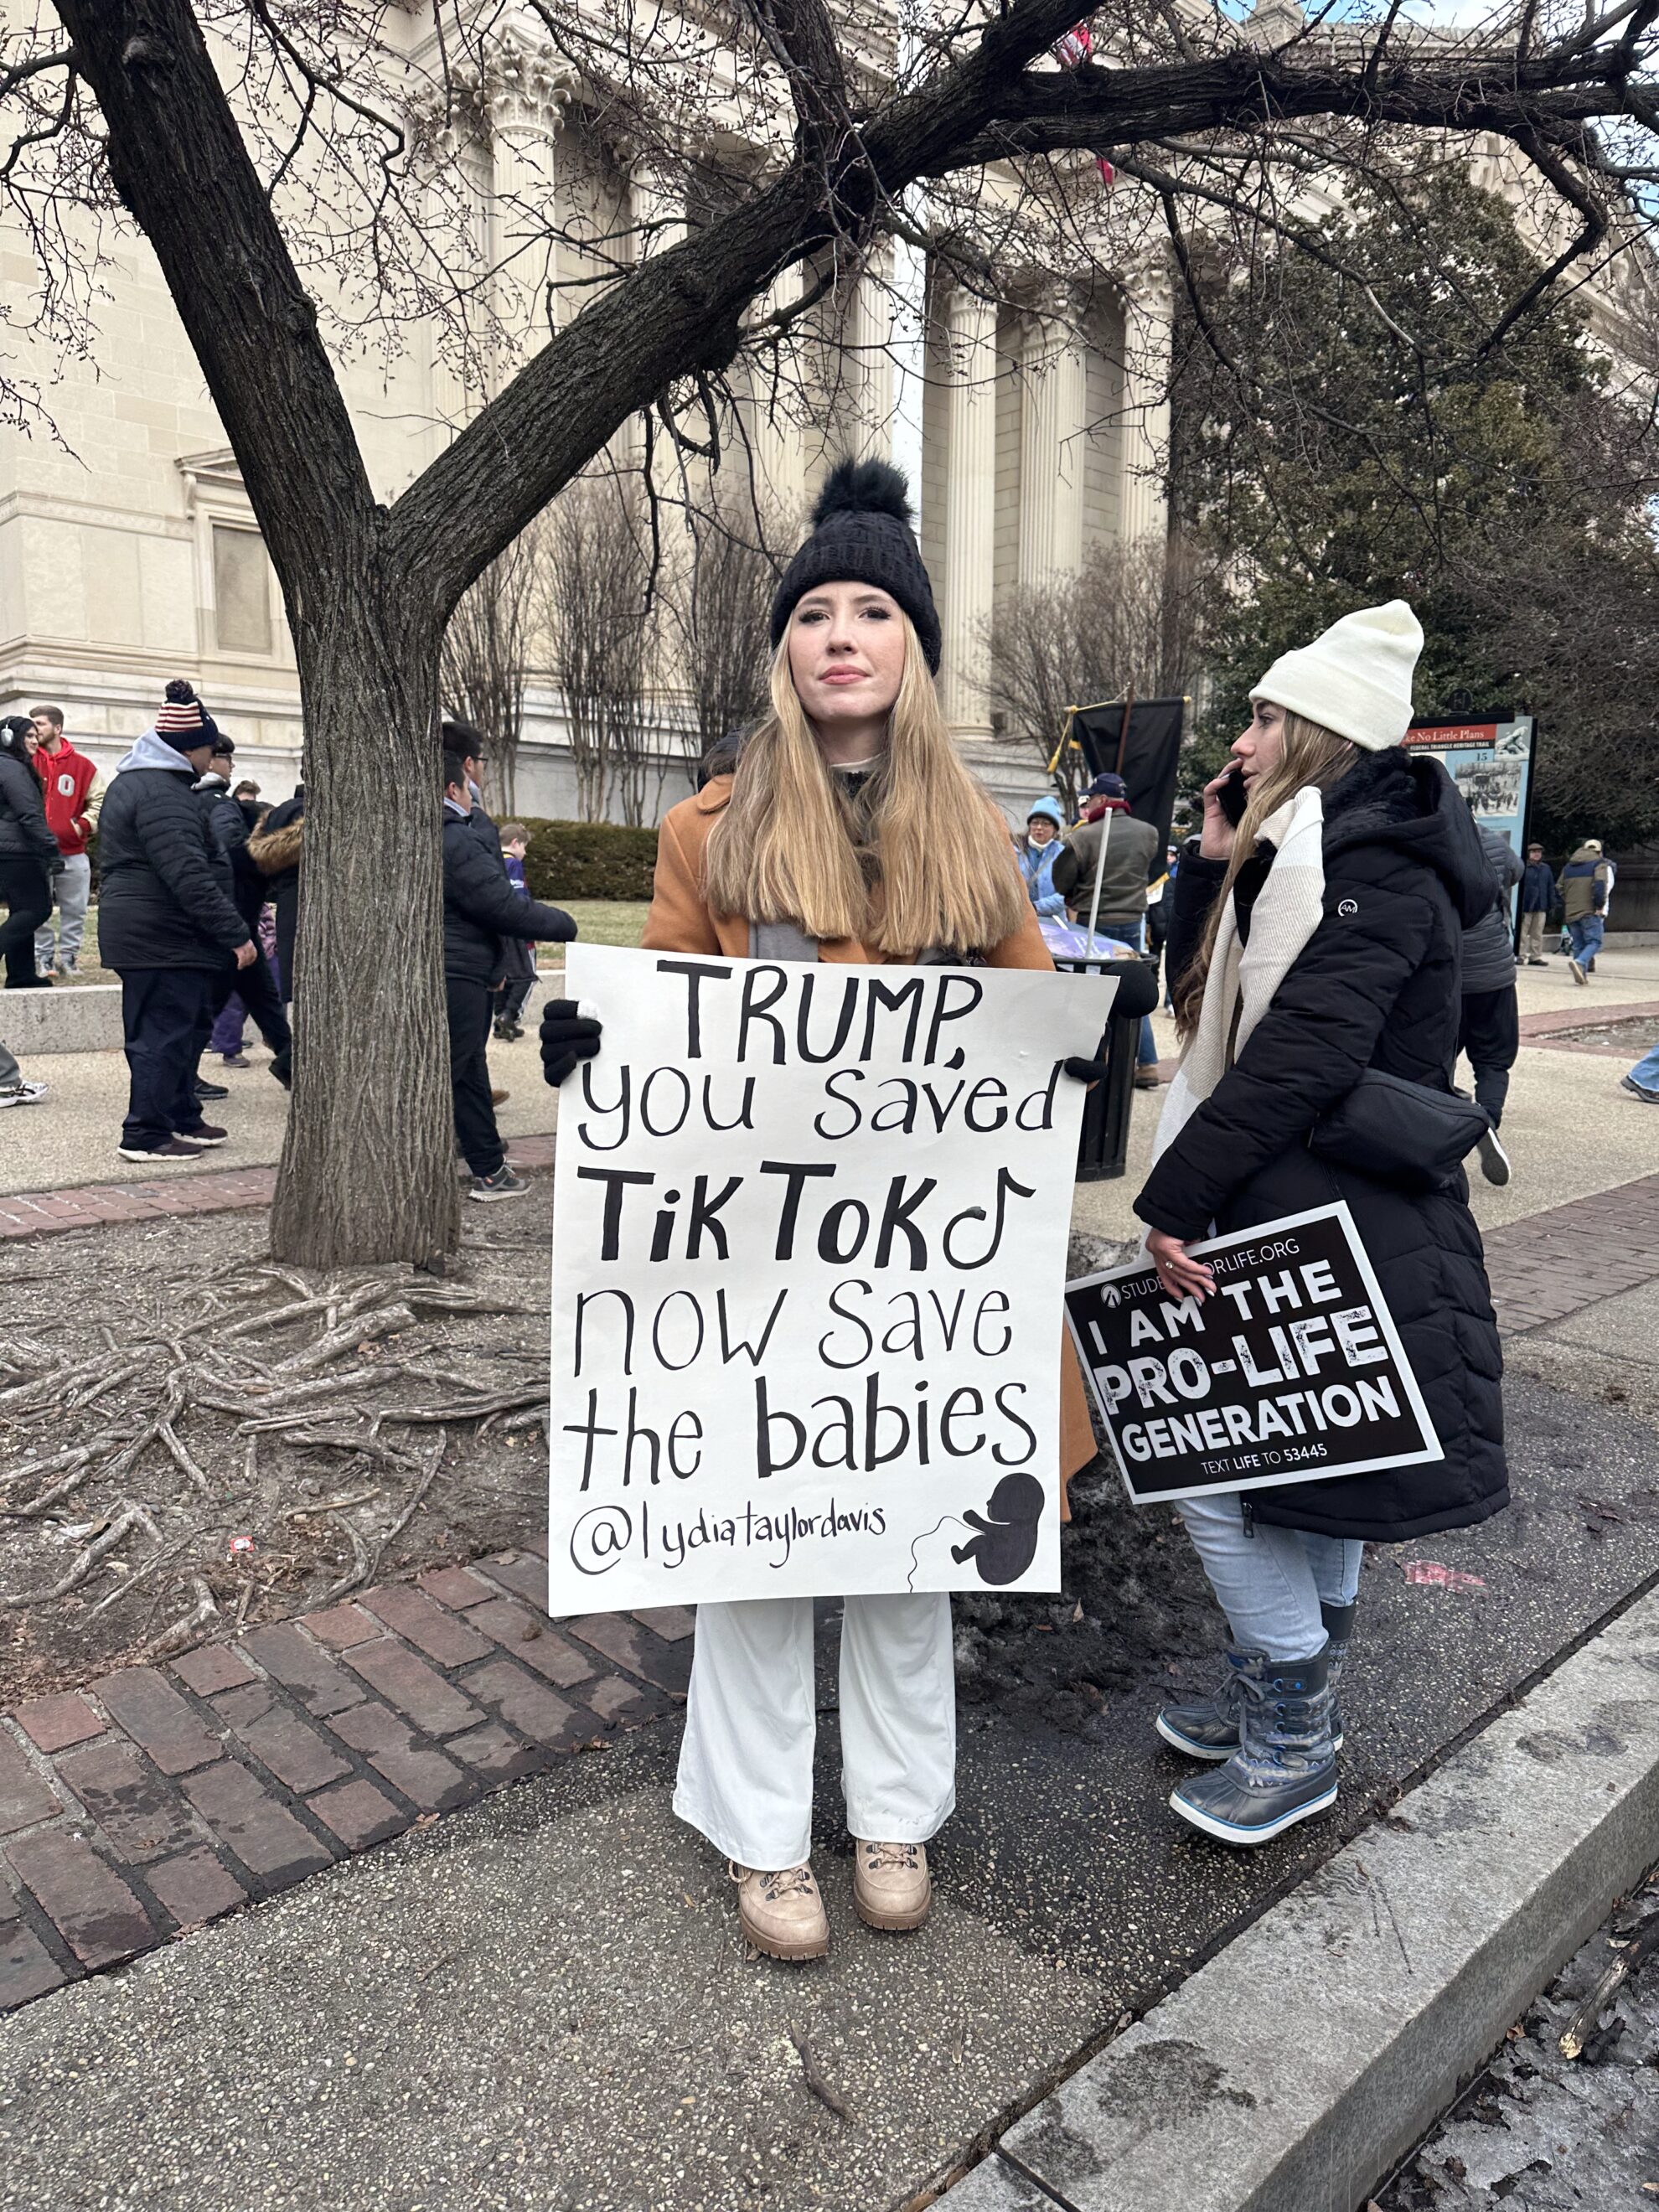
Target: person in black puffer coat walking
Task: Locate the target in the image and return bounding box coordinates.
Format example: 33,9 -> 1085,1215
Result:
1134,602 -> 1506,1848
1458,814 -> 1524,1189
100,682 -> 256,1160
195,734 -> 292,1086
0,716 -> 59,990
442,740 -> 576,1201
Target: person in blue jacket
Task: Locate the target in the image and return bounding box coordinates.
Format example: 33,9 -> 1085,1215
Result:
1017,796 -> 1068,917
1517,841 -> 1554,967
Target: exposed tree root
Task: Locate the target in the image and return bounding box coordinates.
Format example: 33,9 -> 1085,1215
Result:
0,1247 -> 553,1674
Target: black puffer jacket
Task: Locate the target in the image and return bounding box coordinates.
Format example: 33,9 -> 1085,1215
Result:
442,806 -> 576,982
196,776 -> 266,929
1136,747 -> 1507,1543
0,751 -> 58,866
97,733 -> 249,970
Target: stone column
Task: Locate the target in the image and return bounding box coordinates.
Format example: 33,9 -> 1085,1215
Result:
837,262 -> 890,463
940,284 -> 997,741
489,48 -> 571,380
1118,268 -> 1173,549
1017,294 -> 1088,586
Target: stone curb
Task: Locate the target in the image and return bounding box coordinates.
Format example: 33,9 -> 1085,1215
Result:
946,1584 -> 1659,2212
0,1133 -> 560,1239
3,984 -> 123,1056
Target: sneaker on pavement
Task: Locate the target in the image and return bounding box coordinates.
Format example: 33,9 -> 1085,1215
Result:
852,1840 -> 932,1931
490,1086 -> 510,1106
1621,1075 -> 1659,1103
1476,1128 -> 1512,1186
222,1052 -> 252,1069
0,1081 -> 47,1107
468,1165 -> 528,1202
1134,1068 -> 1161,1090
1568,957 -> 1586,985
173,1121 -> 227,1147
117,1138 -> 205,1161
730,1862 -> 830,1960
194,1077 -> 230,1099
1527,958 -> 1548,967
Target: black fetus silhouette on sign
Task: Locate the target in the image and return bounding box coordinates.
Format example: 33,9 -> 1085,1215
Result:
951,1471 -> 1046,1586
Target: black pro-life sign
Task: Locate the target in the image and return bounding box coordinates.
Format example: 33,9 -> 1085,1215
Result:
1065,1205 -> 1440,1506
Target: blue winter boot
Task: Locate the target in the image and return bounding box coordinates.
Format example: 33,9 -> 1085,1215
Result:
1169,1649 -> 1338,1846
1155,1647 -> 1256,1762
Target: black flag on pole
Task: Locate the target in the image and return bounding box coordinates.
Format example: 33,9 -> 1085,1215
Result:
1069,697 -> 1186,849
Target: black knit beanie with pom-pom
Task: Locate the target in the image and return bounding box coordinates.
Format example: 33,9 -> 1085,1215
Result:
769,458 -> 942,671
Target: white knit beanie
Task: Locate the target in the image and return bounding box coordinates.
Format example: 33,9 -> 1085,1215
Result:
1249,600 -> 1423,752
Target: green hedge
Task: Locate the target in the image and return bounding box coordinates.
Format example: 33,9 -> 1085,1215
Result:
518,817 -> 659,902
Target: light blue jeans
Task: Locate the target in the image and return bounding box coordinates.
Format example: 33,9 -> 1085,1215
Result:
1629,1039 -> 1659,1091
1176,1492 -> 1363,1662
1568,914 -> 1605,964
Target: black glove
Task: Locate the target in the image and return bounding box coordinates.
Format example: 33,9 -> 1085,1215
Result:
1062,1054 -> 1110,1084
540,998 -> 602,1088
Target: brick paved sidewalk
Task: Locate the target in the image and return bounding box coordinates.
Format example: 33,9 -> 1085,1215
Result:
1483,1171 -> 1659,1334
0,1538 -> 690,2015
1518,998 -> 1659,1057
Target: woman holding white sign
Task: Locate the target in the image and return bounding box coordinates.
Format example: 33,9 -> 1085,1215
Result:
1134,602 -> 1507,1848
540,461 -> 1109,1959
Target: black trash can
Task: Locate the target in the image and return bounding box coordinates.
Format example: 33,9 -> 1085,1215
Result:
1053,954 -> 1160,1182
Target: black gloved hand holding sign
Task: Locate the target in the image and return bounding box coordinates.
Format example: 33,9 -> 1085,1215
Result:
540,998 -> 603,1087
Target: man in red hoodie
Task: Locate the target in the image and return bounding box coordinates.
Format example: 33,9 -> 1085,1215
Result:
29,705 -> 101,976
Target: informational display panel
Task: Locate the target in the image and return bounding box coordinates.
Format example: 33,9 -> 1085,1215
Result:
1403,716 -> 1538,890
548,945 -> 1114,1613
1065,1205 -> 1439,1506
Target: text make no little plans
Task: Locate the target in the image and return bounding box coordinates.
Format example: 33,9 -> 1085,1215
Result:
547,943 -> 1117,1613
1065,1204 -> 1440,1506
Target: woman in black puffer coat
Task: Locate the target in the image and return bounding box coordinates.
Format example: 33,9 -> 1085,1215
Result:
0,717 -> 59,989
1133,602 -> 1506,1849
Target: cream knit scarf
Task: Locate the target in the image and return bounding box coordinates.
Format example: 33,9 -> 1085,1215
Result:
1151,784 -> 1329,1172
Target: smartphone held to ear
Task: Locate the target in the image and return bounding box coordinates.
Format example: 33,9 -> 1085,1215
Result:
1217,765 -> 1249,826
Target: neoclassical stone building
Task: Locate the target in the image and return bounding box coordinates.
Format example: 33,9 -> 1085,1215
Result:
0,13 -> 1173,821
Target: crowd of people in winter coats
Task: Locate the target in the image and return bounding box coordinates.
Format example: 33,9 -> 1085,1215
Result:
0,689 -> 578,1161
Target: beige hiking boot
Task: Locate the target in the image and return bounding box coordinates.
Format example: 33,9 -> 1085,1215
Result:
729,1861 -> 830,1961
852,1839 -> 932,1932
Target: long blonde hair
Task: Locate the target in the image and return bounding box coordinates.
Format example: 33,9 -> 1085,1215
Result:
1172,711 -> 1357,1036
703,618 -> 1028,956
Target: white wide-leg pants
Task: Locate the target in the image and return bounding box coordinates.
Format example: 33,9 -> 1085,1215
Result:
672,1594 -> 956,1872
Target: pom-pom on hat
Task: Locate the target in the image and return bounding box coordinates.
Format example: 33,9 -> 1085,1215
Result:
770,458 -> 942,671
155,678 -> 220,756
1249,600 -> 1423,752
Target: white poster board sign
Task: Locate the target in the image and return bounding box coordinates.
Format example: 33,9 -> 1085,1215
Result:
547,944 -> 1114,1614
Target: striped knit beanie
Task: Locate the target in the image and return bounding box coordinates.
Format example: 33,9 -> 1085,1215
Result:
155,678 -> 218,757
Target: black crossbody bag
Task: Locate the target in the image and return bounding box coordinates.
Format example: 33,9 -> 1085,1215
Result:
1309,1069 -> 1490,1193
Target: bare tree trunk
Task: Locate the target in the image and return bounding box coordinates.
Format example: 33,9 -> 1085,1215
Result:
269,592 -> 459,1269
